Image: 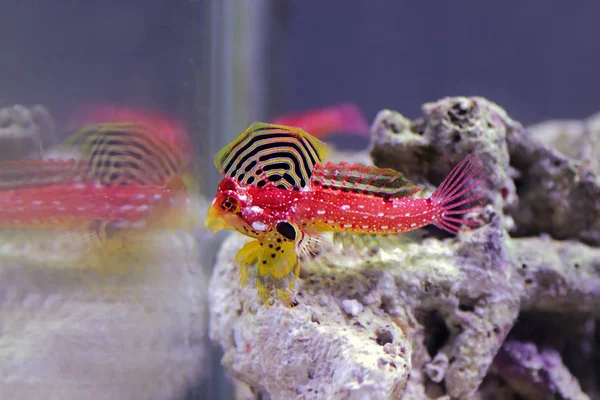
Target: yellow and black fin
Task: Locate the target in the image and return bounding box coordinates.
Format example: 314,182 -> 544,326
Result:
214,122 -> 328,190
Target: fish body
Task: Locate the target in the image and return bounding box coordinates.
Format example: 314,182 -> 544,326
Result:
0,178 -> 188,231
206,123 -> 484,303
211,156 -> 480,244
0,122 -> 195,234
271,103 -> 369,139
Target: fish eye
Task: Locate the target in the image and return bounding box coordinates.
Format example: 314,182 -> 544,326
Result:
220,195 -> 238,212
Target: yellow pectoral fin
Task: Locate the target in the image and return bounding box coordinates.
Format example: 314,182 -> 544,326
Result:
256,240 -> 297,280
235,239 -> 262,286
234,226 -> 301,304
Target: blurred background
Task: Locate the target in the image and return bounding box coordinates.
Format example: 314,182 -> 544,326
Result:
0,0 -> 598,399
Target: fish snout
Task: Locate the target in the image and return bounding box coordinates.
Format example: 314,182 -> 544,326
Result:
204,203 -> 227,233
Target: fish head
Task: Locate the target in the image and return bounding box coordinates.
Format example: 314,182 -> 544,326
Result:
205,177 -> 255,235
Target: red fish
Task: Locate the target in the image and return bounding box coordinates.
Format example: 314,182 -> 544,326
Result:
205,123 -> 484,303
0,123 -> 195,235
0,179 -> 189,231
270,103 -> 369,140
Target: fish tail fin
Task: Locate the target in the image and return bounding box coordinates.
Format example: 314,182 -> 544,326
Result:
431,155 -> 485,234
329,103 -> 370,136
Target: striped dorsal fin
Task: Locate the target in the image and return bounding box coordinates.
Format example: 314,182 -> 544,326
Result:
311,162 -> 421,198
214,122 -> 328,190
63,122 -> 184,186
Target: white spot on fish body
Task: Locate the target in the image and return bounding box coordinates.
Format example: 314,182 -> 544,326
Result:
137,205 -> 149,213
153,194 -> 162,200
252,221 -> 268,231
121,205 -> 135,212
357,205 -> 365,209
249,206 -> 263,214
405,213 -> 411,217
76,207 -> 85,212
362,225 -> 369,229
381,225 -> 389,229
410,223 -> 417,227
341,205 -> 350,210
343,224 -> 353,228
377,212 -> 385,217
317,210 -> 326,215
52,201 -> 61,206
32,200 -> 42,206
135,194 -> 146,200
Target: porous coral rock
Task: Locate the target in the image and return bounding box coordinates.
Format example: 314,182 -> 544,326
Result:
210,97 -> 600,399
507,112 -> 600,245
210,235 -> 411,400
211,218 -> 518,399
493,340 -> 589,400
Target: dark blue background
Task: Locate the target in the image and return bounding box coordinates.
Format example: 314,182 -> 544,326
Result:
281,1 -> 599,125
0,1 -> 598,130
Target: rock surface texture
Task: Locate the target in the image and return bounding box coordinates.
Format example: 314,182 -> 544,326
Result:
210,97 -> 599,399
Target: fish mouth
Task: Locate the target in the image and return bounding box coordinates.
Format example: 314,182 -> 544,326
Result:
204,204 -> 227,233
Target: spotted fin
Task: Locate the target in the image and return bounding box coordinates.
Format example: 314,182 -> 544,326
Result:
63,122 -> 184,187
0,159 -> 82,190
311,162 -> 421,198
234,222 -> 301,305
214,122 -> 328,190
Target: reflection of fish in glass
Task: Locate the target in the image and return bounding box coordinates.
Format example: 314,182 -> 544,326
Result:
0,122 -> 198,268
69,104 -> 200,195
70,104 -> 194,165
271,103 -> 369,140
206,123 -> 484,304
